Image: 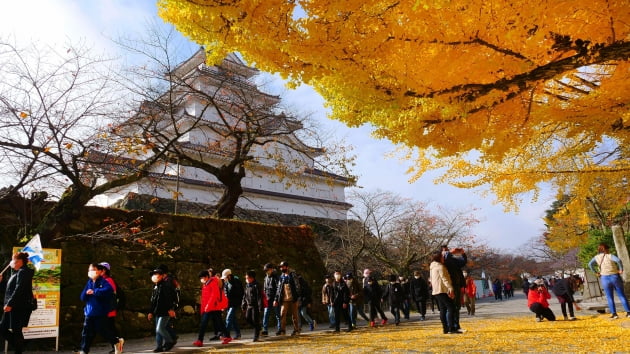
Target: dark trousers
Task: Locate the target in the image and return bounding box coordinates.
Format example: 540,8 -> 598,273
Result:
197,312 -> 211,341
81,315 -> 118,353
435,293 -> 455,333
530,303 -> 556,321
390,304 -> 401,324
557,295 -> 575,317
0,311 -> 29,354
413,299 -> 427,316
333,304 -> 351,331
245,307 -> 261,339
448,287 -> 462,329
401,299 -> 410,319
368,301 -> 388,321
209,311 -> 226,337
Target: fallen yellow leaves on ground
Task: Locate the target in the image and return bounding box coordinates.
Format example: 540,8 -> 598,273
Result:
207,313 -> 629,353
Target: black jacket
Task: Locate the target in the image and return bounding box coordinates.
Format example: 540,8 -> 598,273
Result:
242,280 -> 264,312
275,272 -> 301,303
150,280 -> 177,316
263,272 -> 279,302
225,276 -> 245,308
2,265 -> 34,311
409,276 -> 429,301
331,280 -> 349,307
363,280 -> 382,304
382,282 -> 404,306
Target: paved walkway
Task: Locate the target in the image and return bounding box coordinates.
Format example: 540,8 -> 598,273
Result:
38,292 -> 616,353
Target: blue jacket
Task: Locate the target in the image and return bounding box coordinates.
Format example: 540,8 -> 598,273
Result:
80,276 -> 114,317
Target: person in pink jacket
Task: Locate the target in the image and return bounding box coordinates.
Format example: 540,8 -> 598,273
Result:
527,279 -> 556,322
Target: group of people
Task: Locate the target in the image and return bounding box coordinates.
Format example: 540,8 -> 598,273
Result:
527,242 -> 630,322
71,240 -> 630,352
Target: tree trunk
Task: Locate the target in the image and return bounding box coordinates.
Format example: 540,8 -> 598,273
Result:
213,180 -> 244,219
36,185 -> 93,245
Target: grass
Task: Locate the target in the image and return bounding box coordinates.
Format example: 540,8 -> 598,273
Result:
204,312 -> 630,353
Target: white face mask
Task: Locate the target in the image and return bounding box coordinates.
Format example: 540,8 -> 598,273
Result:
151,274 -> 160,283
200,278 -> 207,284
9,260 -> 16,269
463,273 -> 468,277
88,270 -> 98,279
414,276 -> 420,279
334,275 -> 342,281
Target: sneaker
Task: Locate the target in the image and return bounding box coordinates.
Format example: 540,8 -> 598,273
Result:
420,316 -> 425,321
234,333 -> 241,339
369,321 -> 375,327
252,337 -> 259,342
563,316 -> 569,321
221,337 -> 233,344
209,335 -> 220,341
275,330 -> 285,336
535,317 -> 542,322
568,316 -> 577,321
115,338 -> 124,354
193,340 -> 203,347
455,328 -> 466,333
310,321 -> 315,331
626,313 -> 630,318
152,348 -> 163,353
261,331 -> 268,336
163,342 -> 175,351
381,319 -> 388,325
448,330 -> 463,334
290,330 -> 300,336
611,313 -> 619,319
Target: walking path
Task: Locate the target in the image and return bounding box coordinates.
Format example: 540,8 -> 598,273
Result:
41,292 -> 617,353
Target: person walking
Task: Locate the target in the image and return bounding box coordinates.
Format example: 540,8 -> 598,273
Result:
77,263 -> 122,354
241,270 -> 264,342
99,262 -> 124,354
273,261 -> 301,336
321,275 -> 336,328
588,243 -> 630,319
382,275 -> 404,325
364,276 -> 388,327
148,267 -> 177,352
222,269 -> 244,340
261,263 -> 280,336
0,252 -> 36,354
430,251 -> 458,334
193,269 -> 230,347
331,271 -> 352,332
297,275 -> 315,331
409,271 -> 428,321
399,275 -> 411,320
345,272 -> 369,328
362,269 -> 388,324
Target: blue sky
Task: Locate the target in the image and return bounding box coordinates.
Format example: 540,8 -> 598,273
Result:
0,0 -> 555,250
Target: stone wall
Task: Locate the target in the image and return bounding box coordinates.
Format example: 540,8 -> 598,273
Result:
0,196 -> 327,350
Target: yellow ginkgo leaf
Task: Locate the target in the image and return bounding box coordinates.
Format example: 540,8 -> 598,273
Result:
19,112 -> 28,118
64,142 -> 73,149
43,147 -> 51,153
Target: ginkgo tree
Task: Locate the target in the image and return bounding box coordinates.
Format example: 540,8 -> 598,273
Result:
158,0 -> 630,212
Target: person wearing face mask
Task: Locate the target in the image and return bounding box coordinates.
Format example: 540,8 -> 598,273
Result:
441,245 -> 467,333
0,252 -> 35,354
78,263 -> 120,354
193,270 -> 229,347
273,261 -> 301,336
331,271 -> 352,332
409,270 -> 428,321
321,275 -> 336,328
363,275 -> 387,327
148,267 -> 177,352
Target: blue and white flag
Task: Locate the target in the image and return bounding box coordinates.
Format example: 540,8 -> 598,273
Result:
21,234 -> 43,271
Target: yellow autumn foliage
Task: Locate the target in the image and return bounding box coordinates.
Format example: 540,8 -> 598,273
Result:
212,313 -> 629,353
158,0 -> 630,212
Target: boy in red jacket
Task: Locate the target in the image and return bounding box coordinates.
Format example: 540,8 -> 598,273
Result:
193,270 -> 230,347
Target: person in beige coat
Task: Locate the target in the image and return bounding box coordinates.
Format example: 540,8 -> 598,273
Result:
430,251 -> 459,334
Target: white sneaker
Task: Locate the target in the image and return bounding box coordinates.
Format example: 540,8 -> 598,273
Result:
115,338 -> 124,354
535,317 -> 542,322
